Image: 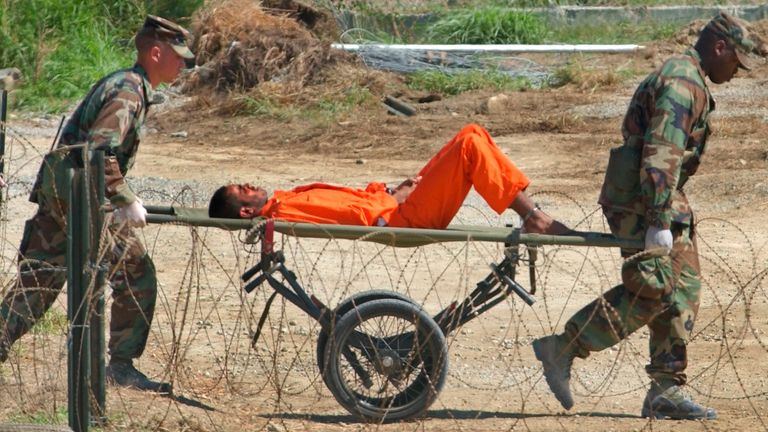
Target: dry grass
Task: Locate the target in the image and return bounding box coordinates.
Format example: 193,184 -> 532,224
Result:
180,0 -> 402,117
186,0 -> 332,92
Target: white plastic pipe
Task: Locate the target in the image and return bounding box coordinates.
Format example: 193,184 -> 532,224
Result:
332,43 -> 644,53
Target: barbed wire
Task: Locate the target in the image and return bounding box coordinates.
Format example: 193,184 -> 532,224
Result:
0,129 -> 765,431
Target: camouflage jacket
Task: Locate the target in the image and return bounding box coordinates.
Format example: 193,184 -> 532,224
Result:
42,64 -> 154,207
599,48 -> 713,229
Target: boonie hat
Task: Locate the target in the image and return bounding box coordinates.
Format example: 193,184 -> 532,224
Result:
137,15 -> 194,60
704,11 -> 755,70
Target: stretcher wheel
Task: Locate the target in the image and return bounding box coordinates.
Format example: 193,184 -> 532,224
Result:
316,290 -> 415,376
322,298 -> 448,422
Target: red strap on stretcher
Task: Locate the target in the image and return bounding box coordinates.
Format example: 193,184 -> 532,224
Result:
262,219 -> 275,256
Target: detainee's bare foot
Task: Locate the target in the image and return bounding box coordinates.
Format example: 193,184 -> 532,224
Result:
523,211 -> 571,235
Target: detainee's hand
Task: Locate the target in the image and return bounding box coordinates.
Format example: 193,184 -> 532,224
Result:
523,210 -> 571,235
114,199 -> 148,228
391,175 -> 422,204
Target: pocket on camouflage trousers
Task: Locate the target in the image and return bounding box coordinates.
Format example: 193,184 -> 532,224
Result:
18,219 -> 35,255
621,254 -> 673,299
602,145 -> 641,205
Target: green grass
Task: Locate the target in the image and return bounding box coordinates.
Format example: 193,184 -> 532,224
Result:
407,70 -> 532,96
8,406 -> 68,425
334,0 -> 767,14
30,309 -> 68,335
548,20 -> 679,44
427,8 -> 547,44
236,85 -> 374,121
314,86 -> 374,116
5,406 -> 110,431
0,0 -> 202,113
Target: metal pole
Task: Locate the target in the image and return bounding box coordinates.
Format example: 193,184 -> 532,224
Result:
331,43 -> 645,53
89,150 -> 106,423
0,68 -> 20,206
143,209 -> 646,249
0,89 -> 7,206
67,169 -> 90,432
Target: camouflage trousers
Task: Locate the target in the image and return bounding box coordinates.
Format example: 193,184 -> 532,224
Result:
562,209 -> 701,385
0,202 -> 158,361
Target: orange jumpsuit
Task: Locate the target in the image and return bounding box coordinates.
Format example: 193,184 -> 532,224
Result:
258,124 -> 530,229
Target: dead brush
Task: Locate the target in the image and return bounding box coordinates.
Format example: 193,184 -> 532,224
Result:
215,62 -> 391,118
182,0 -> 396,117
550,61 -> 625,93
186,0 -> 332,92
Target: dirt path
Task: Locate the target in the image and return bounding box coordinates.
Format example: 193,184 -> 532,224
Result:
1,49 -> 768,432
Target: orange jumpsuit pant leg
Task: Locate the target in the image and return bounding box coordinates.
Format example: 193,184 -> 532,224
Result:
388,123 -> 530,229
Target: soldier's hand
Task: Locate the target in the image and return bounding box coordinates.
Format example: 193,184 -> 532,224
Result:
644,226 -> 672,254
0,175 -> 6,188
114,199 -> 147,228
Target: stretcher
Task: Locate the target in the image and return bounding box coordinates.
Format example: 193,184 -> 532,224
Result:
146,205 -> 643,422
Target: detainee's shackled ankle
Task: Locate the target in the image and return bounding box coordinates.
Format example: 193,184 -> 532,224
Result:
521,203 -> 542,230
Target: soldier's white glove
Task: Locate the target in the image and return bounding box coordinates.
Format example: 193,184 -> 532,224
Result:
114,199 -> 147,228
645,226 -> 673,254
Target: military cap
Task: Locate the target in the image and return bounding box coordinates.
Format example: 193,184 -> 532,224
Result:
704,11 -> 755,70
137,15 -> 194,60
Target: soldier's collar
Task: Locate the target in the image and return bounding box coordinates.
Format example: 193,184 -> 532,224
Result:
684,48 -> 708,85
132,63 -> 157,106
684,48 -> 716,111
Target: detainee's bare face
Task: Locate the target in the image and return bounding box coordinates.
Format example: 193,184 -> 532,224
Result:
231,183 -> 268,214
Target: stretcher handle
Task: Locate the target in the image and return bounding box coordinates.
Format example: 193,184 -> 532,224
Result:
490,263 -> 536,306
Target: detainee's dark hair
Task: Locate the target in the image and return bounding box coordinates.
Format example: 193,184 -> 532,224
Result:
209,186 -> 242,219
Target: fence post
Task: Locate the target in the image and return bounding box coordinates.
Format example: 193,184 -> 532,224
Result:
89,150 -> 106,423
67,168 -> 90,432
0,68 -> 21,208
0,88 -> 7,206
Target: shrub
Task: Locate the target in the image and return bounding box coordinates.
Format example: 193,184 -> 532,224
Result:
0,0 -> 202,112
549,21 -> 678,44
427,7 -> 547,44
407,70 -> 531,96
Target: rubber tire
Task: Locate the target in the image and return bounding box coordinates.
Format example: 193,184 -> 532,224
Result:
316,290 -> 415,376
323,298 -> 448,422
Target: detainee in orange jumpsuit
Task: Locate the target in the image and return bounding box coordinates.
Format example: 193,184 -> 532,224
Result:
208,124 -> 569,235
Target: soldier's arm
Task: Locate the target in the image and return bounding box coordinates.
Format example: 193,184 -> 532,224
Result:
640,78 -> 704,229
86,81 -> 144,207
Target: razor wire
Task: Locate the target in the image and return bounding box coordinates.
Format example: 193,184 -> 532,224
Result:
334,27 -> 553,86
0,125 -> 766,431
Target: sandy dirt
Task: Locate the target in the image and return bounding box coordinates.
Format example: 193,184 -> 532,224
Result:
1,37 -> 768,432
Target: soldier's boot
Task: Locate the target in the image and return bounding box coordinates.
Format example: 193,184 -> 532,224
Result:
106,359 -> 172,394
0,329 -> 12,363
641,380 -> 717,420
0,337 -> 9,363
532,335 -> 576,410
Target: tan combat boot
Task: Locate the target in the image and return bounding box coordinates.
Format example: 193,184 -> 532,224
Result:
532,334 -> 576,410
641,380 -> 717,420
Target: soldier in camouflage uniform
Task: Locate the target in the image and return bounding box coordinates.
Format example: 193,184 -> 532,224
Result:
532,11 -> 754,420
0,16 -> 193,393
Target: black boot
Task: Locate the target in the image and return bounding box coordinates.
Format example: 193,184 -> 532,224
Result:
532,335 -> 576,410
0,333 -> 11,363
106,359 -> 172,394
641,381 -> 717,420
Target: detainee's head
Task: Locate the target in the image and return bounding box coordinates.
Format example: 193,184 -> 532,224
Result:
209,184 -> 269,219
135,15 -> 194,87
696,11 -> 755,84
